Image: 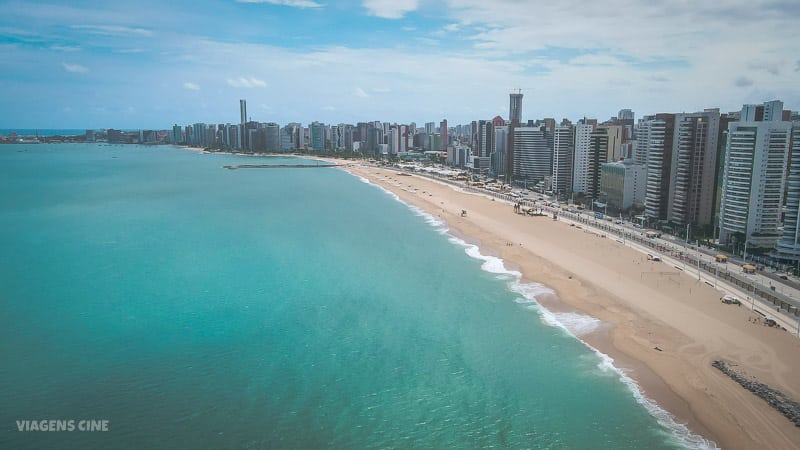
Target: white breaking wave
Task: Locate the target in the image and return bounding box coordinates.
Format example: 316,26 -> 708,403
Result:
354,171 -> 719,450
548,311 -> 602,336
591,346 -> 718,449
408,205 -> 447,234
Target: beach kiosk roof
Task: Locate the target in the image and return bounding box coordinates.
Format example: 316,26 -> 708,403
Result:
742,264 -> 756,273
715,254 -> 728,262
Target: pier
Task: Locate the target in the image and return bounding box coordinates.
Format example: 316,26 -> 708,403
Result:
223,163 -> 342,170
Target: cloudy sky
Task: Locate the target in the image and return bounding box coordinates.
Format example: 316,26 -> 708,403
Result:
1,0 -> 799,128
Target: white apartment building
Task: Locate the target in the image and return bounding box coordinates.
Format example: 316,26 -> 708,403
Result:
718,103 -> 791,248
571,122 -> 594,193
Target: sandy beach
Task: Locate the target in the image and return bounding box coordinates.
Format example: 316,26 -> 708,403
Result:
343,163 -> 800,450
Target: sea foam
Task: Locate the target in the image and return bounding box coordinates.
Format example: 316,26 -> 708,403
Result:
357,172 -> 719,450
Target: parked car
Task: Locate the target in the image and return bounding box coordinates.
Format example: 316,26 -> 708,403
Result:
721,294 -> 741,305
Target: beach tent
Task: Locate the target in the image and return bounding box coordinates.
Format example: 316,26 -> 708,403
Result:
715,254 -> 728,263
742,264 -> 756,274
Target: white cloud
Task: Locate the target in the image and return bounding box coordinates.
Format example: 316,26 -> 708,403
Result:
568,54 -> 624,67
226,77 -> 267,88
321,105 -> 336,111
72,25 -> 154,37
237,0 -> 323,7
183,82 -> 200,90
354,87 -> 369,98
9,0 -> 798,128
363,0 -> 419,19
62,62 -> 88,73
50,45 -> 81,52
443,23 -> 460,32
415,37 -> 440,46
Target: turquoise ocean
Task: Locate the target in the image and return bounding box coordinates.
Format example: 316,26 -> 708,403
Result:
0,144 -> 714,449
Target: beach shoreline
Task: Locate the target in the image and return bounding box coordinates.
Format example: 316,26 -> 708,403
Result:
343,163 -> 800,450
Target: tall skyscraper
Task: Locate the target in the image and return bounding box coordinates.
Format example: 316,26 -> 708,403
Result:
477,120 -> 493,158
513,126 -> 550,183
551,121 -> 574,196
508,91 -> 524,181
666,109 -> 721,227
491,125 -> 509,180
719,101 -> 791,248
571,120 -> 595,194
603,125 -> 624,162
310,122 -> 326,151
586,128 -> 609,200
264,122 -> 280,152
509,91 -> 523,125
239,99 -> 247,150
440,119 -> 448,151
171,124 -> 183,144
776,126 -> 800,260
639,114 -> 676,221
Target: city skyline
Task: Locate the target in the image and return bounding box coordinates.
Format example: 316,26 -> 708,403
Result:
2,0 -> 799,128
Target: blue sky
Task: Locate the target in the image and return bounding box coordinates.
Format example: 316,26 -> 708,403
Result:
1,0 -> 798,128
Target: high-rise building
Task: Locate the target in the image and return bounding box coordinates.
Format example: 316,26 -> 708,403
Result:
491,126 -> 509,180
263,122 -> 280,152
571,120 -> 595,194
600,160 -> 647,211
389,125 -> 409,154
440,119 -> 448,151
310,122 -> 326,151
666,109 -> 721,227
239,99 -> 247,150
586,128 -> 609,200
639,114 -> 676,222
228,125 -> 239,149
509,91 -> 523,125
603,125 -> 624,162
192,123 -> 206,147
507,91 -> 524,180
513,126 -> 550,183
171,124 -> 182,144
477,120 -> 493,158
718,101 -> 791,248
775,126 -> 800,260
618,109 -> 634,121
552,122 -> 574,195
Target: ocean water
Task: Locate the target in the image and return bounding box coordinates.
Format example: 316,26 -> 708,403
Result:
0,144 -> 712,449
